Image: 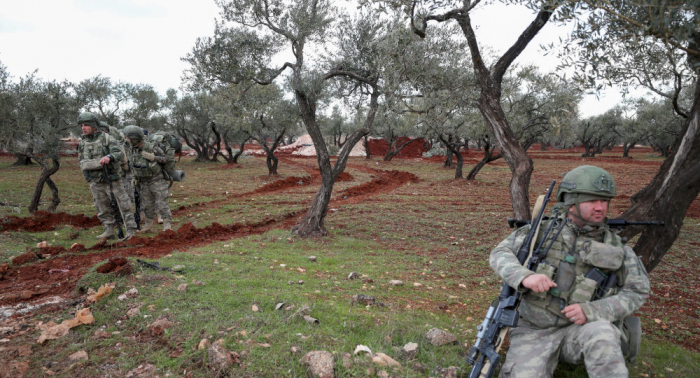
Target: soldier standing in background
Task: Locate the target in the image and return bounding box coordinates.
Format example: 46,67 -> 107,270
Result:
123,125 -> 174,232
77,112 -> 137,240
490,166 -> 650,378
98,121 -> 136,207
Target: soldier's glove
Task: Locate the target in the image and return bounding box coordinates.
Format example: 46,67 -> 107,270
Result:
142,151 -> 156,161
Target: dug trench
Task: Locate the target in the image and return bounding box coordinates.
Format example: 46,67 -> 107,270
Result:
0,165 -> 418,310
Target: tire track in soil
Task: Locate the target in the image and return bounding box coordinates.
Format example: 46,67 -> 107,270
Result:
0,161 -> 416,308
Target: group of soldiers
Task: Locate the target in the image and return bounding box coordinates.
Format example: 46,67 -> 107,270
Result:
76,112 -> 174,240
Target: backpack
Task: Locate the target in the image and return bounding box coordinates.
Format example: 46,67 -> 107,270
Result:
149,131 -> 181,179
150,131 -> 182,155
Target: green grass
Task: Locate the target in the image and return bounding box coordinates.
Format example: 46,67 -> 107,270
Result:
0,150 -> 698,377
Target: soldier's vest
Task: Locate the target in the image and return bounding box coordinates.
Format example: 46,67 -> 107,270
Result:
130,141 -> 162,179
522,217 -> 625,325
79,132 -> 122,182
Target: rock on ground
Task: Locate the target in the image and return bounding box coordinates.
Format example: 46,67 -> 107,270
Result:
208,342 -> 238,372
300,350 -> 335,378
125,363 -> 159,378
68,350 -> 88,361
147,315 -> 173,337
425,328 -> 457,346
400,342 -> 418,359
371,352 -> 401,368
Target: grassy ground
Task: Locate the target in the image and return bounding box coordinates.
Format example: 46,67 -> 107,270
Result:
0,150 -> 698,377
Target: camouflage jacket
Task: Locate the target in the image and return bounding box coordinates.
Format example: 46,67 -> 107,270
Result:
77,131 -> 124,182
490,212 -> 650,328
127,140 -> 170,180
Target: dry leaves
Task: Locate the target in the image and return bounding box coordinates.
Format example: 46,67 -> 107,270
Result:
37,308 -> 95,344
86,283 -> 115,303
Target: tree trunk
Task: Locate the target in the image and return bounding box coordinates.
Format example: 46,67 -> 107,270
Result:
455,7 -> 547,220
46,177 -> 60,212
439,135 -> 463,178
266,154 -> 279,175
619,78 -> 700,272
467,141 -> 502,180
363,135 -> 371,159
28,156 -> 61,213
623,142 -> 636,158
443,134 -> 454,168
232,140 -> 247,164
384,137 -> 421,161
12,153 -> 33,166
291,84 -> 380,237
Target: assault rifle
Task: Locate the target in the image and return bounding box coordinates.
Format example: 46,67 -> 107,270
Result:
507,218 -> 664,230
134,188 -> 142,230
103,165 -> 125,240
466,180 -> 557,378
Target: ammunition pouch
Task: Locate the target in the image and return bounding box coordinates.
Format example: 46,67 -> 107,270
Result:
80,159 -> 103,171
619,316 -> 641,364
581,240 -> 624,270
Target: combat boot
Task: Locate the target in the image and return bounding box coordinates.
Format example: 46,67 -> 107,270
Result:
120,228 -> 135,241
96,226 -> 115,239
163,220 -> 172,231
138,218 -> 154,233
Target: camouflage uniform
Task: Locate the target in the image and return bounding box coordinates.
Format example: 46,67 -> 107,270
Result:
99,123 -> 136,206
128,138 -> 174,231
490,212 -> 650,378
78,130 -> 137,238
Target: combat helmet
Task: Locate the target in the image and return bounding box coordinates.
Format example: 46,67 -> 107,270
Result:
77,112 -> 99,127
556,165 -> 616,206
98,121 -> 111,133
123,125 -> 145,144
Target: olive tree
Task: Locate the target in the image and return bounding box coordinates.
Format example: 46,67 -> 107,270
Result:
393,0 -> 565,219
560,0 -> 700,271
184,0 -> 391,236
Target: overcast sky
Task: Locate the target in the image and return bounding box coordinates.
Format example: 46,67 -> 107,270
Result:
0,0 -> 623,117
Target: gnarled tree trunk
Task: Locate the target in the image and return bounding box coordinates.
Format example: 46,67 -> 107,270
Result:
28,156 -> 61,213
620,78 -> 700,272
292,86 -> 380,237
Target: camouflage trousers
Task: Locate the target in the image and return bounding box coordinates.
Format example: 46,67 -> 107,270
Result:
136,175 -> 172,222
122,171 -> 135,206
499,319 -> 627,378
89,179 -> 137,231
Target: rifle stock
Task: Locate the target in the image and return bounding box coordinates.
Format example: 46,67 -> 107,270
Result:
466,180 -> 557,378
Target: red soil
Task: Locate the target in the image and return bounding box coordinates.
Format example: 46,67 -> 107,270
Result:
366,137 -> 430,158
0,163 -> 415,307
0,211 -> 100,232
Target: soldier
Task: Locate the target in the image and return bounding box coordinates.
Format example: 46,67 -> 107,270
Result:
123,125 -> 174,232
98,121 -> 136,206
77,112 -> 137,240
490,166 -> 650,378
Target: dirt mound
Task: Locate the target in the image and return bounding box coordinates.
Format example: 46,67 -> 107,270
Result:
254,176 -> 313,194
96,257 -> 134,276
366,138 -> 430,158
337,171 -> 354,182
339,170 -> 419,199
0,211 -> 100,232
